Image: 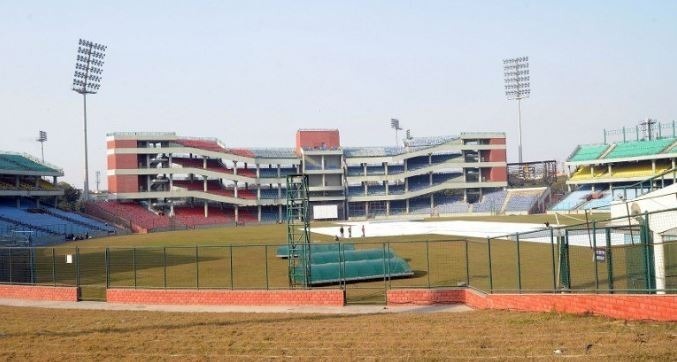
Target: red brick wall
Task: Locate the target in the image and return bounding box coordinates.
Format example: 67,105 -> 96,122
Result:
387,289 -> 677,321
107,288 -> 345,306
0,285 -> 79,301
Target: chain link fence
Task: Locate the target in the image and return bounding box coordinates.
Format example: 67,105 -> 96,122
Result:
1,209 -> 675,302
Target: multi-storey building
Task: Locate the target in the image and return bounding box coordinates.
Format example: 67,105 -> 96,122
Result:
106,129 -> 508,223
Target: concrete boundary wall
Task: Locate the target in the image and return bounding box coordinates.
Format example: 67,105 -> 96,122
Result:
107,288 -> 345,306
387,288 -> 677,321
0,285 -> 79,302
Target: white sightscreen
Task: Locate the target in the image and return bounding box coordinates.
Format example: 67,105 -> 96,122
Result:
313,205 -> 338,220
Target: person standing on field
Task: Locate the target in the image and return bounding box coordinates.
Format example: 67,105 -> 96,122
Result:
361,224 -> 365,237
339,226 -> 344,238
348,226 -> 352,238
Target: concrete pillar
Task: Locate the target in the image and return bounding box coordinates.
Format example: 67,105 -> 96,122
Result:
234,181 -> 238,198
257,205 -> 262,223
405,199 -> 409,213
233,161 -> 237,175
256,164 -> 260,178
234,206 -> 239,223
384,162 -> 388,176
203,200 -> 208,217
386,201 -> 390,216
364,201 -> 369,217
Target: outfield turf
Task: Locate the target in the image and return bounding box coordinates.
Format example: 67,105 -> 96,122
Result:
11,213 -> 646,303
0,306 -> 674,360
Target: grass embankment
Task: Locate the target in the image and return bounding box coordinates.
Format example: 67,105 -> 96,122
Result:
0,306 -> 674,360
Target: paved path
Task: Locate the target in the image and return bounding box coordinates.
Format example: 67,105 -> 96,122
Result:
0,298 -> 472,314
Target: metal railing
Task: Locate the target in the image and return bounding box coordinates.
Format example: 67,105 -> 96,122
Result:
1,209 -> 675,299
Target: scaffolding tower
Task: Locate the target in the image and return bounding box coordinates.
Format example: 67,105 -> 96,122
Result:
286,174 -> 311,288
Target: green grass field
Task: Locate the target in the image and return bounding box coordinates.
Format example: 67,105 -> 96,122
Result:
4,212 -> 656,303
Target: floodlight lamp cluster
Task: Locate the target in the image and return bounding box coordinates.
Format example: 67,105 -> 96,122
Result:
503,56 -> 530,100
390,118 -> 402,130
72,39 -> 107,94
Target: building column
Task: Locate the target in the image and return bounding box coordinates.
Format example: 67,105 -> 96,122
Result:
203,200 -> 208,217
257,205 -> 262,223
278,205 -> 282,221
233,161 -> 237,176
234,181 -> 238,198
386,201 -> 390,216
256,164 -> 260,179
405,199 -> 409,213
364,201 -> 369,217
234,206 -> 239,223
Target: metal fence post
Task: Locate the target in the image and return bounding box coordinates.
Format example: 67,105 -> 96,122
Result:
387,241 -> 392,289
264,245 -> 269,290
592,222 -> 599,291
464,240 -> 470,287
75,247 -> 80,287
105,247 -> 110,288
606,228 -> 614,293
195,246 -> 199,289
8,248 -> 12,284
229,245 -> 234,289
163,247 -> 167,289
52,247 -> 56,286
487,238 -> 493,293
383,243 -> 388,302
550,228 -> 556,292
132,247 -> 137,289
426,240 -> 431,288
515,233 -> 522,293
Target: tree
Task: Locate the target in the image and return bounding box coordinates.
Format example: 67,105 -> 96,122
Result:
57,182 -> 81,211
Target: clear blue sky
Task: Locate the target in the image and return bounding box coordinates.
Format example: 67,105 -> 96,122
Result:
1,1 -> 676,189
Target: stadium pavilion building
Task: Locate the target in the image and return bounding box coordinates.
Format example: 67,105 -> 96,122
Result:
552,121 -> 677,212
104,130 -> 514,225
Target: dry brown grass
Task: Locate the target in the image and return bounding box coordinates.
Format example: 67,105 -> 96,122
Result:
0,306 -> 674,360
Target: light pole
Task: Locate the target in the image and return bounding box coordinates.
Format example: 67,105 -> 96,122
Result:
503,56 -> 530,163
36,130 -> 47,162
390,118 -> 402,147
72,39 -> 107,201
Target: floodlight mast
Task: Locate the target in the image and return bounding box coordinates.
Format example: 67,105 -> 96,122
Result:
503,56 -> 530,163
72,39 -> 107,201
390,118 -> 402,147
37,131 -> 47,162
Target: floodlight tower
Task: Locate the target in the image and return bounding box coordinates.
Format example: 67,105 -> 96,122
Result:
72,39 -> 107,201
36,131 -> 47,162
390,118 -> 402,147
503,56 -> 531,163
